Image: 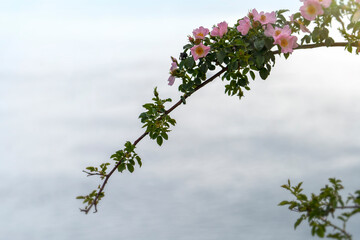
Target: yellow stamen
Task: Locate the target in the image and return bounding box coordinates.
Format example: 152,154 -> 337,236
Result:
197,33 -> 204,37
260,15 -> 267,22
307,5 -> 317,15
195,47 -> 204,56
280,38 -> 289,48
275,30 -> 282,36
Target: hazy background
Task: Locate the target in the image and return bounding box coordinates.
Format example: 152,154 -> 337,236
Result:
1,0 -> 359,239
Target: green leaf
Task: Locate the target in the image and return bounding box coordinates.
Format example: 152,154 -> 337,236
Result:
254,39 -> 265,51
161,132 -> 169,140
135,155 -> 142,167
183,44 -> 193,50
180,96 -> 186,104
208,64 -> 216,70
264,38 -> 274,50
242,68 -> 249,75
294,216 -> 304,229
259,68 -> 269,80
325,37 -> 335,47
278,200 -> 290,206
200,64 -> 208,74
118,163 -> 126,173
293,12 -> 301,19
250,71 -> 255,80
194,78 -> 201,85
86,167 -> 95,172
127,164 -> 134,173
316,226 -> 325,238
124,141 -> 135,152
277,9 -> 289,15
297,194 -> 307,201
256,55 -> 265,67
184,57 -> 195,69
156,136 -> 163,146
216,51 -> 226,64
228,61 -> 238,71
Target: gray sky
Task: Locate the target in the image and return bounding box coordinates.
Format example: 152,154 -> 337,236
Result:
1,0 -> 359,239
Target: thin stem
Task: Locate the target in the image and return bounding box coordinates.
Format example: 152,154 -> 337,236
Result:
80,42 -> 355,214
335,205 -> 360,209
272,42 -> 356,55
319,217 -> 352,239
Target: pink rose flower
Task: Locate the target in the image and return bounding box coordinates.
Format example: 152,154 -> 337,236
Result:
168,59 -> 178,86
273,33 -> 298,53
300,0 -> 324,21
190,43 -> 211,61
264,24 -> 275,37
192,26 -> 210,40
264,25 -> 291,39
211,21 -> 228,38
170,62 -> 177,72
301,0 -> 332,8
252,9 -> 276,25
237,17 -> 252,35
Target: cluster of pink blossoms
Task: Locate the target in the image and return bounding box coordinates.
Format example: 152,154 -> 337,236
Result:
167,0 -> 358,85
210,21 -> 229,38
299,0 -> 332,20
190,27 -> 211,61
237,9 -> 298,53
168,21 -> 229,85
190,22 -> 229,61
237,9 -> 276,35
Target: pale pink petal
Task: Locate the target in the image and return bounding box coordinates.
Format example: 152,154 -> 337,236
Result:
170,62 -> 178,72
289,14 -> 295,23
211,27 -> 220,37
274,33 -> 298,53
193,26 -> 210,40
218,21 -> 228,37
168,76 -> 175,86
265,11 -> 277,24
253,10 -> 276,25
264,24 -> 275,37
300,0 -> 324,21
211,21 -> 228,38
190,43 -> 211,61
252,9 -> 259,19
237,17 -> 251,35
282,25 -> 292,35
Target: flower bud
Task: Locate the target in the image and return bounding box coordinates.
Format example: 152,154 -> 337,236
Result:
179,52 -> 188,60
253,21 -> 260,28
188,36 -> 194,43
194,39 -> 202,45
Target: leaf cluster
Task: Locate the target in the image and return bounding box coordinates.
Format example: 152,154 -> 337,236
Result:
138,87 -> 176,146
112,141 -> 142,173
279,179 -> 360,239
